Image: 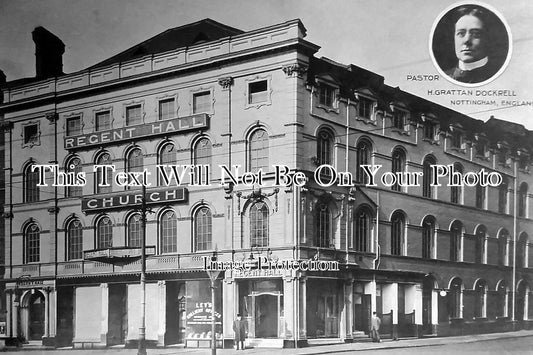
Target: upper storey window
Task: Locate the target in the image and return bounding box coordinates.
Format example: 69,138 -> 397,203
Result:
421,114 -> 438,141
95,111 -> 111,131
248,80 -> 268,104
449,124 -> 465,151
315,75 -> 339,112
159,98 -> 175,121
126,104 -> 142,126
193,91 -> 212,114
66,116 -> 82,136
389,102 -> 410,133
358,97 -> 373,120
23,122 -> 40,147
319,84 -> 336,108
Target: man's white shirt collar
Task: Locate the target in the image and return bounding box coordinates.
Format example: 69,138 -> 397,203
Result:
458,57 -> 488,71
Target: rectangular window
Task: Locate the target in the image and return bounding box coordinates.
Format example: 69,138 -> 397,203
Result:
95,111 -> 111,131
319,85 -> 335,107
159,98 -> 175,121
126,105 -> 142,126
452,132 -> 462,149
23,124 -> 39,144
424,122 -> 436,140
193,91 -> 211,114
392,112 -> 406,130
66,116 -> 81,136
358,98 -> 372,119
476,141 -> 486,157
248,80 -> 268,104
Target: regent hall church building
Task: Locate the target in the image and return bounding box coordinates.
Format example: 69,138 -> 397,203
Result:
0,18 -> 532,348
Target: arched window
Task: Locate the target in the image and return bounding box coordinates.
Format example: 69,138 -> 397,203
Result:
195,207 -> 212,251
391,211 -> 405,255
498,177 -> 508,214
160,210 -> 177,254
67,219 -> 83,260
519,182 -> 528,218
317,129 -> 334,167
158,143 -> 176,186
316,203 -> 332,248
95,152 -> 112,194
422,156 -> 436,198
24,223 -> 40,263
23,163 -> 40,202
193,138 -> 212,183
126,147 -> 143,189
391,148 -> 405,192
96,216 -> 113,249
127,213 -> 142,247
356,140 -> 371,184
496,281 -> 508,317
517,232 -> 529,268
422,216 -> 436,259
475,226 -> 486,264
250,202 -> 269,248
66,157 -> 82,197
450,221 -> 462,262
498,229 -> 509,266
475,182 -> 486,209
451,163 -> 463,204
474,280 -> 487,318
249,129 -> 269,172
449,277 -> 463,318
354,207 -> 372,252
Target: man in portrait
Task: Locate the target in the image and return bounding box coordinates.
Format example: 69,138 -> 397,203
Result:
444,6 -> 500,83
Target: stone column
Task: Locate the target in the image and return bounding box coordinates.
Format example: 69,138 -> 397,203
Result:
282,273 -> 295,342
157,281 -> 166,346
341,279 -> 354,342
222,271 -> 236,348
298,277 -> 307,340
100,283 -> 109,346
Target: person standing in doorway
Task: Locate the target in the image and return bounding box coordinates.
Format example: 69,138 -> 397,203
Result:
371,312 -> 381,343
233,313 -> 247,350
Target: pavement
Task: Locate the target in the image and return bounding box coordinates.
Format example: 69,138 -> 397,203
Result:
2,330 -> 533,354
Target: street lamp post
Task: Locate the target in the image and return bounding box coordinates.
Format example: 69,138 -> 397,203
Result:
206,253 -> 220,355
138,185 -> 147,355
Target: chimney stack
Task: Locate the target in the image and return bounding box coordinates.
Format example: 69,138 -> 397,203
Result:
32,26 -> 65,79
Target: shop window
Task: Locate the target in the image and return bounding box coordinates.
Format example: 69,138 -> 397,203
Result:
195,207 -> 212,251
65,156 -> 82,197
355,139 -> 371,184
95,152 -> 112,194
391,148 -> 405,192
23,163 -> 40,202
450,221 -> 462,262
249,129 -> 269,173
422,155 -> 436,198
126,104 -> 142,126
127,213 -> 142,247
66,116 -> 81,136
193,91 -> 211,114
316,203 -> 332,248
159,98 -> 175,121
67,219 -> 83,260
248,80 -> 268,104
24,223 -> 40,263
95,111 -> 111,131
354,207 -> 371,252
160,210 -> 177,254
422,216 -> 435,259
390,211 -> 405,255
250,202 -> 269,248
96,216 -> 113,249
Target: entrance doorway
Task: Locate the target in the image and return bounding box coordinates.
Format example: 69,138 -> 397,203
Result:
422,276 -> 435,335
306,279 -> 340,338
238,280 -> 284,339
27,292 -> 45,340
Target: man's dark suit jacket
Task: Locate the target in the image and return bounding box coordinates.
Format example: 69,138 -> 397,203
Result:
445,60 -> 500,83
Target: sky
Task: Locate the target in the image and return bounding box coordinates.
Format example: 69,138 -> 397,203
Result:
1,0 -> 532,129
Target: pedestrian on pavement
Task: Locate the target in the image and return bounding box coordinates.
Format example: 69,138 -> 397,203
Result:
371,311 -> 381,343
233,313 -> 247,350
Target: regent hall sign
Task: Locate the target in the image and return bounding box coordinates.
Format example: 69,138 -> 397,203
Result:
81,187 -> 187,213
65,114 -> 208,149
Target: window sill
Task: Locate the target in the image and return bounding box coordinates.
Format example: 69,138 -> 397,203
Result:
391,128 -> 410,136
422,138 -> 439,145
355,117 -> 377,126
316,104 -> 339,114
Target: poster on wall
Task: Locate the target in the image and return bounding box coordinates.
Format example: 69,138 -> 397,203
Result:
185,280 -> 222,346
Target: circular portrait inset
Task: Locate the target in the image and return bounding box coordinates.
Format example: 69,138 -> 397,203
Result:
430,1 -> 512,87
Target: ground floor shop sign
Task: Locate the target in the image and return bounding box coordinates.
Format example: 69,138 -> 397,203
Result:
185,280 -> 222,347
